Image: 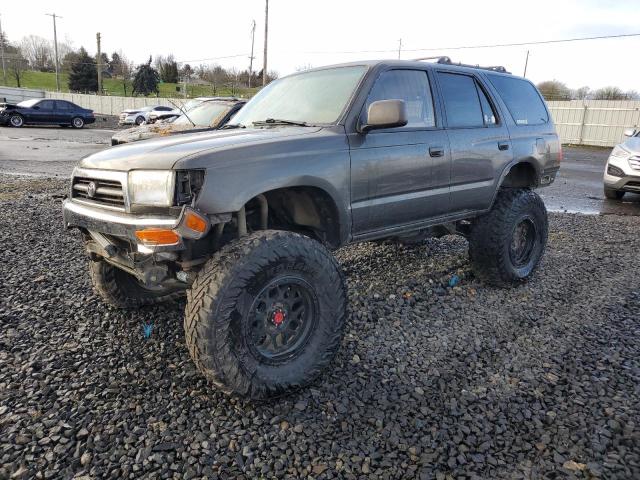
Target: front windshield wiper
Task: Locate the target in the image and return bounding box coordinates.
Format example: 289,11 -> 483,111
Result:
220,123 -> 246,130
252,118 -> 308,127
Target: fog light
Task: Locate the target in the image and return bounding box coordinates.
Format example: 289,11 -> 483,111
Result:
135,229 -> 180,246
607,164 -> 624,177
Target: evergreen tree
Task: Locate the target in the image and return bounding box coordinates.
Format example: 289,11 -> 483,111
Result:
159,55 -> 179,83
132,57 -> 160,96
68,47 -> 98,92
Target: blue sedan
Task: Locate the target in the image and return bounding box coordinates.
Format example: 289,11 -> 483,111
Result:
0,99 -> 95,128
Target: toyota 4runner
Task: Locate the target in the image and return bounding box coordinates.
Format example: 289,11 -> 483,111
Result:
63,58 -> 561,399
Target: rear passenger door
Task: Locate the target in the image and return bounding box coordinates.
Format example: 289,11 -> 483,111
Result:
349,68 -> 451,234
436,71 -> 512,213
55,101 -> 74,124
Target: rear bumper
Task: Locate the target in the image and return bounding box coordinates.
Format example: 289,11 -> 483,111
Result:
84,117 -> 96,125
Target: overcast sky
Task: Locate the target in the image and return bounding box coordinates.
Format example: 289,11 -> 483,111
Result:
2,0 -> 639,90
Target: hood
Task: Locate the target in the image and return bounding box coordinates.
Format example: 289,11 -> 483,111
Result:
621,136 -> 640,154
80,126 -> 322,171
122,109 -> 141,114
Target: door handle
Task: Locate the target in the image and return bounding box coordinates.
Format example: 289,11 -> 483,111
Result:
429,146 -> 444,157
498,142 -> 510,151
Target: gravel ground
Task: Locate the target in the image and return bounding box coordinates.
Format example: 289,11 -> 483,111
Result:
1,176 -> 639,480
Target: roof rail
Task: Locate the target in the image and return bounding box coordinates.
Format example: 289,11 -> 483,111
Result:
412,56 -> 511,74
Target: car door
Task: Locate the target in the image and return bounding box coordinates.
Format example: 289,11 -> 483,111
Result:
55,101 -> 73,124
435,71 -> 513,213
30,100 -> 56,124
348,68 -> 451,234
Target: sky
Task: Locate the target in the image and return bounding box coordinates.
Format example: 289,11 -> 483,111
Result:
1,0 -> 639,91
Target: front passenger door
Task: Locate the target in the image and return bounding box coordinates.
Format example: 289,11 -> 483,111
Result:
31,100 -> 56,124
349,69 -> 450,234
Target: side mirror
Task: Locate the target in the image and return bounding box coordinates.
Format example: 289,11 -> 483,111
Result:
623,128 -> 636,137
359,99 -> 408,133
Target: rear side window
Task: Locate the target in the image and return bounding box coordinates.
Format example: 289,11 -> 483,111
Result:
488,75 -> 548,126
365,70 -> 435,128
56,101 -> 71,110
437,72 -> 496,128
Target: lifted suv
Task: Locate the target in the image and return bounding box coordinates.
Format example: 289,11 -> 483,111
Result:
63,58 -> 561,398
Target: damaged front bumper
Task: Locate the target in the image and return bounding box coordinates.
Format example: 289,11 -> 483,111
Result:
62,199 -> 214,254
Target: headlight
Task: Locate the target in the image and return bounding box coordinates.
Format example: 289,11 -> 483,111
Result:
128,170 -> 175,206
610,146 -> 630,158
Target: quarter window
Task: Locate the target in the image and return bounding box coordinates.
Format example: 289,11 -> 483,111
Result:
488,75 -> 548,126
365,70 -> 435,128
438,72 -> 497,128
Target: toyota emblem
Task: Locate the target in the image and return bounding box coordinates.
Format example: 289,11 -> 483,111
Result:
87,182 -> 97,198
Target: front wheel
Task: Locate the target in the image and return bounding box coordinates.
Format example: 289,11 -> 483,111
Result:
468,189 -> 548,287
72,117 -> 85,129
9,114 -> 24,128
184,230 -> 347,399
604,187 -> 625,200
135,116 -> 145,125
89,259 -> 184,308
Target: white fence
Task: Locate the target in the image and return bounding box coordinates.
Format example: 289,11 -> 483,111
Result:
547,100 -> 640,147
45,92 -> 188,116
0,86 -> 45,104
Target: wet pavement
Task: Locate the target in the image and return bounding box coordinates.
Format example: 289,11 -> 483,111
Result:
540,145 -> 640,216
0,127 -> 638,216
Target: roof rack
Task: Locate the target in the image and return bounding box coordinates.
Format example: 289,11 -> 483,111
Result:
412,56 -> 510,74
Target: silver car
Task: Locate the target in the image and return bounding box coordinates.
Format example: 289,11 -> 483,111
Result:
603,128 -> 640,199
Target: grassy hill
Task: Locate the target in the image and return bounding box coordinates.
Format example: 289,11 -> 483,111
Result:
1,70 -> 258,98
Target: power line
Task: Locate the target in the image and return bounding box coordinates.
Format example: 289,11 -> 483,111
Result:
297,32 -> 640,55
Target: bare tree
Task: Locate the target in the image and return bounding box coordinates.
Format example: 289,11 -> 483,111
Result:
593,86 -> 626,100
536,80 -> 571,101
198,64 -> 228,95
6,49 -> 27,87
573,86 -> 590,100
20,35 -> 53,71
110,50 -> 133,96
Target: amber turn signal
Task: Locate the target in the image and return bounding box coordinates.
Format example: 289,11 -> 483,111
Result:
135,229 -> 180,245
184,211 -> 208,233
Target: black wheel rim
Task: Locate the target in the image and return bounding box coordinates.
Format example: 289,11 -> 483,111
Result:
246,276 -> 318,364
509,217 -> 537,268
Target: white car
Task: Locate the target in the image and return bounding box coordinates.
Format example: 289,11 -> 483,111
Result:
147,97 -> 220,124
118,105 -> 174,125
603,128 -> 640,199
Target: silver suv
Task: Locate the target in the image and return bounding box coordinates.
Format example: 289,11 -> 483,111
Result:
604,128 -> 640,199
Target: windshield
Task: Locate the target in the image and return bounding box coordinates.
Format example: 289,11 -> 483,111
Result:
17,99 -> 40,108
173,102 -> 232,127
231,65 -> 367,127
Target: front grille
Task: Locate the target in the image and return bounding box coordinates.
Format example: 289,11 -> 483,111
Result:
628,156 -> 640,171
72,177 -> 125,209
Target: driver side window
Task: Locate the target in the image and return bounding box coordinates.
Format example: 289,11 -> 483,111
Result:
365,70 -> 435,128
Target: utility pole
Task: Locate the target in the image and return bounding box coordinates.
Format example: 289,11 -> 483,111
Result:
262,0 -> 268,86
398,38 -> 402,59
248,20 -> 256,88
45,13 -> 62,91
523,50 -> 529,77
0,14 -> 6,85
96,32 -> 102,94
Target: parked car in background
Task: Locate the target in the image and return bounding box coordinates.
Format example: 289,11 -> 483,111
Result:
603,128 -> 640,199
0,99 -> 95,128
111,98 -> 246,145
147,97 -> 220,123
119,105 -> 174,126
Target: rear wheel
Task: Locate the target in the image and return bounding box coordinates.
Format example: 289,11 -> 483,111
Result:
604,187 -> 625,200
9,114 -> 24,128
89,259 -> 184,308
72,117 -> 85,129
469,189 -> 548,287
184,230 -> 347,398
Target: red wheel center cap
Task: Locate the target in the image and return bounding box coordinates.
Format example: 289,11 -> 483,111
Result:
272,310 -> 285,326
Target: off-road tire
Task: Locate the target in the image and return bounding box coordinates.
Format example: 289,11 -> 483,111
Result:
89,259 -> 184,308
9,114 -> 24,128
184,230 -> 347,399
604,187 -> 624,200
468,189 -> 548,287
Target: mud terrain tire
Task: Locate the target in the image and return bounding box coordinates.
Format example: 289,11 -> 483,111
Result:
184,230 -> 347,399
469,189 -> 548,287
